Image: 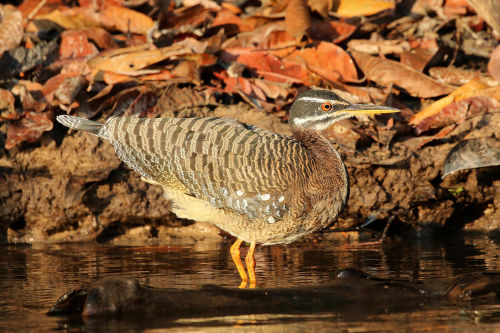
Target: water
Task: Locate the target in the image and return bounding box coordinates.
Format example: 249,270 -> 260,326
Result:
2,233 -> 500,332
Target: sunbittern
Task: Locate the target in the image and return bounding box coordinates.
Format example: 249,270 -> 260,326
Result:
57,90 -> 399,288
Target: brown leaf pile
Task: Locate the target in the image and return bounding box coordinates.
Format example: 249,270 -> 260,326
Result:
0,0 -> 499,150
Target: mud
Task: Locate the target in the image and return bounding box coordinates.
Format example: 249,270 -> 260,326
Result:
1,104 -> 499,244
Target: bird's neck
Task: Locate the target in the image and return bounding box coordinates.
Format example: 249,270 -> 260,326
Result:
291,127 -> 349,207
291,128 -> 342,165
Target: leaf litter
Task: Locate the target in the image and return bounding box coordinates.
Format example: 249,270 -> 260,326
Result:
0,0 -> 498,173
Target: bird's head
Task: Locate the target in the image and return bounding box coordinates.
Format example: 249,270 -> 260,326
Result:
289,90 -> 399,130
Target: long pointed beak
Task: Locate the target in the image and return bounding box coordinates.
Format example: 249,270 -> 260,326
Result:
340,103 -> 400,116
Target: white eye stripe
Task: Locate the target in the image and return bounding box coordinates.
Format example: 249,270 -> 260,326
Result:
296,96 -> 327,103
297,96 -> 350,106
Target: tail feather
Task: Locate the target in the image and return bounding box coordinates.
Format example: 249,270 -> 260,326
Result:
56,115 -> 106,138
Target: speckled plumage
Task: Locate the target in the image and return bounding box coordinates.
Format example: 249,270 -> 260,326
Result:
57,115 -> 347,245
57,90 -> 397,246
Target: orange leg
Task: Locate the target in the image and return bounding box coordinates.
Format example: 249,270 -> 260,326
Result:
230,238 -> 248,288
245,242 -> 257,288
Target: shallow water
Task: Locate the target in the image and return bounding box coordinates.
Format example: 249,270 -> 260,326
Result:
2,232 -> 500,332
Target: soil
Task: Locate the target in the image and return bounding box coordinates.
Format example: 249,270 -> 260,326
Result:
1,104 -> 499,244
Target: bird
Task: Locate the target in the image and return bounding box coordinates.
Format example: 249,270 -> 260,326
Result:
56,89 -> 399,288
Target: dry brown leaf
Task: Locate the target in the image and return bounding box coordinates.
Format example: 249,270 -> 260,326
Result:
285,0 -> 311,39
0,5 -> 23,55
82,27 -> 119,50
5,112 -> 53,150
28,9 -> 100,32
160,4 -> 212,30
182,0 -> 222,10
410,0 -> 444,15
13,84 -> 47,114
99,5 -> 154,35
429,66 -> 497,86
410,80 -> 490,125
308,0 -> 333,17
488,45 -> 500,83
42,72 -> 81,104
253,79 -> 290,99
336,0 -> 395,17
214,71 -> 268,102
415,95 -> 500,134
443,0 -> 471,15
284,42 -> 358,83
351,51 -> 453,98
225,49 -> 307,84
400,48 -> 437,72
467,0 -> 500,36
54,75 -> 88,105
0,89 -> 17,120
88,43 -> 193,73
60,30 -> 98,59
348,39 -> 411,54
309,19 -> 357,43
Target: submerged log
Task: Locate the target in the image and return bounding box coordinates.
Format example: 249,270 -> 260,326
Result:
48,268 -> 500,318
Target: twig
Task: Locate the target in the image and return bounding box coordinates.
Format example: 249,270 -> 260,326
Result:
25,0 -> 48,24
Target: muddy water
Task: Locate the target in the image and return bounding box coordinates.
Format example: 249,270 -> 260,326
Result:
2,233 -> 500,332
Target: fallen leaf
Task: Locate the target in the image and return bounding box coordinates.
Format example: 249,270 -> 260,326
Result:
443,0 -> 471,15
42,72 -> 82,104
214,71 -> 267,101
0,89 -> 17,120
410,0 -> 444,15
283,42 -> 358,83
54,75 -> 88,105
99,5 -> 154,35
410,80 -> 490,126
60,30 -> 99,59
172,60 -> 200,83
13,84 -> 47,114
222,48 -> 306,84
467,0 -> 500,35
106,85 -> 157,117
140,70 -> 175,81
348,39 -> 411,54
253,79 -> 291,99
18,0 -> 60,19
429,66 -> 497,86
414,95 -> 500,134
400,47 -> 437,72
212,8 -> 264,32
335,0 -> 395,17
0,5 -> 23,55
160,4 -> 212,30
308,0 -> 333,17
88,43 -> 194,73
99,71 -> 133,85
5,112 -> 53,150
285,0 -> 311,39
182,0 -> 222,10
352,51 -> 454,98
29,8 -> 100,32
82,27 -> 119,50
309,19 -> 357,43
488,45 -> 500,83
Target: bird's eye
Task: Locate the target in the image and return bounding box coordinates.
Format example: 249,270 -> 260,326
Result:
321,102 -> 332,111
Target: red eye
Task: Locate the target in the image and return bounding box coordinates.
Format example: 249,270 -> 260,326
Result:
321,102 -> 332,111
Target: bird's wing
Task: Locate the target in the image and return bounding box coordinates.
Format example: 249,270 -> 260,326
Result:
103,117 -> 314,222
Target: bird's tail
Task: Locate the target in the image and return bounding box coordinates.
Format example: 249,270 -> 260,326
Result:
56,115 -> 107,138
